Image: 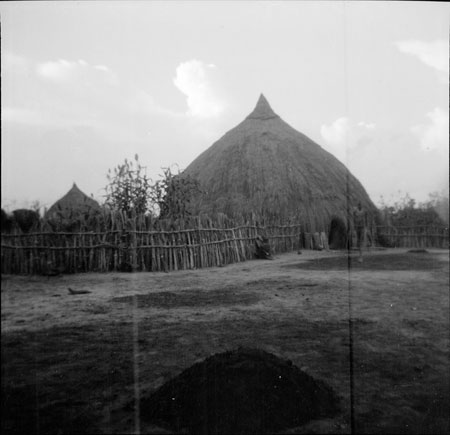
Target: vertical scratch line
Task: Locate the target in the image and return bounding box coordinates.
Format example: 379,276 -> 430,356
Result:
347,256 -> 355,434
343,1 -> 356,433
132,295 -> 141,435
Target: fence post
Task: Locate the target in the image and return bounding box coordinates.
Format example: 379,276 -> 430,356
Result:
130,210 -> 138,272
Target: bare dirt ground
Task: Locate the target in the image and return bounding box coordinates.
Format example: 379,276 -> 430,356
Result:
2,248 -> 449,434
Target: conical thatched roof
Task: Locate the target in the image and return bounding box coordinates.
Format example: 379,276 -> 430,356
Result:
182,94 -> 377,231
46,183 -> 101,220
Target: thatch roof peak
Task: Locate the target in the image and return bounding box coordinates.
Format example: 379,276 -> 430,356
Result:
183,96 -> 377,226
70,183 -> 82,194
246,94 -> 279,120
46,182 -> 101,219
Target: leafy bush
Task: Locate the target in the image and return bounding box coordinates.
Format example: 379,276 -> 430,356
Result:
104,154 -> 152,217
378,191 -> 448,227
103,158 -> 200,221
151,166 -> 200,220
11,209 -> 40,233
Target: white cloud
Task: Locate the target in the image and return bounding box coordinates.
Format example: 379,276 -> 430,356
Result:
395,39 -> 449,83
5,55 -> 185,145
320,117 -> 351,162
320,117 -> 350,147
36,59 -> 119,86
357,121 -> 376,129
411,107 -> 449,155
320,117 -> 377,163
94,65 -> 110,72
2,52 -> 30,72
129,89 -> 182,119
173,59 -> 224,118
3,107 -> 45,125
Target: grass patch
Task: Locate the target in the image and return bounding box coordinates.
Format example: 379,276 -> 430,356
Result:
112,289 -> 261,308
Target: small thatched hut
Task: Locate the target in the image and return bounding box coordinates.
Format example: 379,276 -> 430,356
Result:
46,183 -> 101,222
183,94 -> 378,246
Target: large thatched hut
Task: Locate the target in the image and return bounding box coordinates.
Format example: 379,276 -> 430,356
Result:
183,94 -> 378,246
46,183 -> 101,222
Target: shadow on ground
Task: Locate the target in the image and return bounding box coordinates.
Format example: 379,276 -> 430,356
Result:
282,252 -> 443,271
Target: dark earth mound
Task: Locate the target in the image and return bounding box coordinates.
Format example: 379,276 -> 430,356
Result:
139,347 -> 339,434
112,289 -> 260,308
283,253 -> 442,271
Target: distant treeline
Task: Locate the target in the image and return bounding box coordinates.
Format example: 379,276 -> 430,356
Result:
377,192 -> 449,227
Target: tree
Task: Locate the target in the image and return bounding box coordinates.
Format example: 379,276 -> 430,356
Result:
1,209 -> 14,233
151,166 -> 200,220
12,209 -> 41,233
378,191 -> 447,227
104,154 -> 152,217
421,190 -> 449,225
30,200 -> 44,217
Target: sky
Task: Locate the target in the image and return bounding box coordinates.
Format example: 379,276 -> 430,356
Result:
1,1 -> 449,213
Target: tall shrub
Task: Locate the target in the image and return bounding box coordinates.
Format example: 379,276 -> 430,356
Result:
104,154 -> 152,218
151,166 -> 200,220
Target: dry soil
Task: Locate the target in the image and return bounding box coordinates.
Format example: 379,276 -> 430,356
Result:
1,248 -> 449,434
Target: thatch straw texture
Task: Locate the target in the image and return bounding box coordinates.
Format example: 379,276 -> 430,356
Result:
183,94 -> 378,232
46,183 -> 101,220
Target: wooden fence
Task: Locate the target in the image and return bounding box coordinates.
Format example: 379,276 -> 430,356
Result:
1,223 -> 302,275
2,217 -> 448,275
376,226 -> 449,248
